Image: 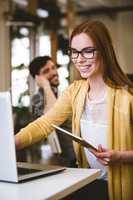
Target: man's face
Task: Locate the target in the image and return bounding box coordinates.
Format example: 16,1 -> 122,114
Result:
39,60 -> 59,87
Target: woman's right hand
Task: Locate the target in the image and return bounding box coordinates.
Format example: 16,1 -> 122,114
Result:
94,144 -> 121,166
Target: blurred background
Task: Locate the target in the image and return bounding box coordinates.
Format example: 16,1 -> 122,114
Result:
0,0 -> 133,165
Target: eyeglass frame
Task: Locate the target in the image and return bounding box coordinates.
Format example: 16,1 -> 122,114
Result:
68,46 -> 97,59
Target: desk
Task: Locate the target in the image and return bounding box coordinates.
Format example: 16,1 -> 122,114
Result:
0,168 -> 100,200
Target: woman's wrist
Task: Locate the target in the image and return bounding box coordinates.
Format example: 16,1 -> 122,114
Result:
118,151 -> 133,163
117,151 -> 122,162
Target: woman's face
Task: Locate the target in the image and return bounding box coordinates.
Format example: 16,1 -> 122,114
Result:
70,33 -> 101,79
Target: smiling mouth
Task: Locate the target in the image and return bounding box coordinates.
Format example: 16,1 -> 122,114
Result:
79,65 -> 92,72
50,74 -> 59,81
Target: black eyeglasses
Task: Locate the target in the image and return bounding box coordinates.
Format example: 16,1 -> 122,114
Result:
68,47 -> 97,59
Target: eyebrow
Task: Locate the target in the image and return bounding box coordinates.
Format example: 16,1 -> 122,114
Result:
70,46 -> 96,51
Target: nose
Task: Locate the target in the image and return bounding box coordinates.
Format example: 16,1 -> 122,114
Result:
52,68 -> 58,75
49,68 -> 58,78
76,53 -> 85,63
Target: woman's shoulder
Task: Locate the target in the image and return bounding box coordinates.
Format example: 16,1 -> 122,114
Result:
107,84 -> 132,103
69,79 -> 87,89
118,86 -> 133,102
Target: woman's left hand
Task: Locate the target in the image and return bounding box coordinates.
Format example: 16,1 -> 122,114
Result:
94,144 -> 121,166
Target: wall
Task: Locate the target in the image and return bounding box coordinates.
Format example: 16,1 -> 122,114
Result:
0,0 -> 11,91
71,10 -> 133,81
88,11 -> 133,74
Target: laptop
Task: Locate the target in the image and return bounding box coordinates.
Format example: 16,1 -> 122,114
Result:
0,91 -> 65,183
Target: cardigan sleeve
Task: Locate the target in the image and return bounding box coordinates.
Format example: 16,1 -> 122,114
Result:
15,83 -> 75,149
131,96 -> 133,124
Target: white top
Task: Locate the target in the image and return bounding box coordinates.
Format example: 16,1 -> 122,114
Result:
80,93 -> 108,180
0,167 -> 100,200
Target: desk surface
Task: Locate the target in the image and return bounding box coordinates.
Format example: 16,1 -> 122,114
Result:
0,167 -> 100,200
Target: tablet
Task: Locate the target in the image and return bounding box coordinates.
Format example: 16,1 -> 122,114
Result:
52,124 -> 98,152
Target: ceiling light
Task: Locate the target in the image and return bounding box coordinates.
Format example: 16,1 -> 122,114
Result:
19,28 -> 29,36
13,0 -> 28,7
37,9 -> 49,18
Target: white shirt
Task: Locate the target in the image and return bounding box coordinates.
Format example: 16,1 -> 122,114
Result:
80,94 -> 108,180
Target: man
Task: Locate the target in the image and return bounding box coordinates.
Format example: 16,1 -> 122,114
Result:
29,56 -> 59,118
29,56 -> 76,167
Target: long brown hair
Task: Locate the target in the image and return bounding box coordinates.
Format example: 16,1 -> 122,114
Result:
70,20 -> 133,94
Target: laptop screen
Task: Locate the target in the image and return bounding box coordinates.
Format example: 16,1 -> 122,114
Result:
0,92 -> 66,183
0,92 -> 18,182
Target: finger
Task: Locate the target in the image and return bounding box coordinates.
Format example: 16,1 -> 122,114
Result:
104,158 -> 110,162
98,144 -> 102,152
96,152 -> 110,163
90,149 -> 97,156
96,152 -> 110,159
98,144 -> 108,153
35,75 -> 42,83
35,75 -> 39,80
97,158 -> 109,166
101,146 -> 108,152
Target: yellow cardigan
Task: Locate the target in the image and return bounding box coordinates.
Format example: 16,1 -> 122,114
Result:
16,80 -> 133,200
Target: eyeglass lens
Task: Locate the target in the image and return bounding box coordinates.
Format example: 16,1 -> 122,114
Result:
69,47 -> 97,59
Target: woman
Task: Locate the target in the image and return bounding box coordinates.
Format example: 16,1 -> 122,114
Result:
16,20 -> 133,200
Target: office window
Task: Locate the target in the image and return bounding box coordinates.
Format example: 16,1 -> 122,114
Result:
11,36 -> 30,107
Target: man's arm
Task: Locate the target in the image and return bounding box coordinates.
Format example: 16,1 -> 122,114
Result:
35,75 -> 57,113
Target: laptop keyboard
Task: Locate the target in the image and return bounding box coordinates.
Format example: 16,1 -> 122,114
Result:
18,167 -> 41,175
